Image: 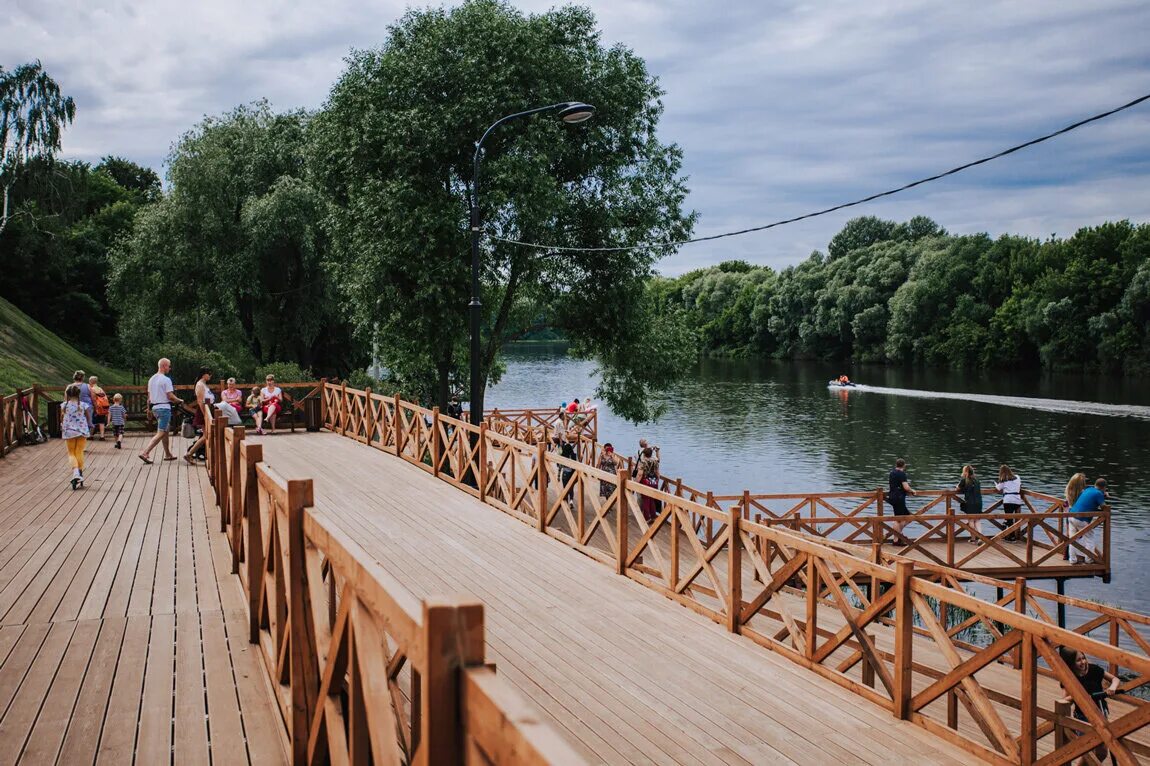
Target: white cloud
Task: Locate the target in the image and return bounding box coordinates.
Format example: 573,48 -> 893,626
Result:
6,0 -> 1149,274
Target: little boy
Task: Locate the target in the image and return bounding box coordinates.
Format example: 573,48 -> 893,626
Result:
109,394 -> 127,449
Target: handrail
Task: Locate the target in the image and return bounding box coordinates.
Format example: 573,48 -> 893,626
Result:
0,386 -> 42,457
311,382 -> 1150,765
203,400 -> 582,764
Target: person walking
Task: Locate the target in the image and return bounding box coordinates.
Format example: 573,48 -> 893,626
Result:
184,367 -> 215,464
1057,646 -> 1119,763
89,376 -> 110,441
995,465 -> 1024,542
73,370 -> 94,430
954,464 -> 984,541
635,446 -> 661,522
108,393 -> 127,449
887,458 -> 915,545
139,358 -> 182,464
61,384 -> 91,489
596,443 -> 621,499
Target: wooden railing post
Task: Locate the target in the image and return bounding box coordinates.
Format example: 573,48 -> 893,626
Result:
319,378 -> 328,427
478,423 -> 488,503
536,440 -> 547,531
286,479 -> 318,764
339,382 -> 348,437
229,427 -> 246,573
805,554 -> 818,659
1020,634 -> 1037,765
432,407 -> 442,477
418,599 -> 485,766
394,394 -> 404,455
243,443 -> 264,645
1053,700 -> 1071,750
893,560 -> 914,720
1014,578 -> 1027,669
945,493 -> 955,566
616,468 -> 629,575
364,386 -> 374,445
727,507 -> 741,633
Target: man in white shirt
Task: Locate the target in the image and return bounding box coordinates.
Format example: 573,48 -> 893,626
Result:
139,357 -> 183,464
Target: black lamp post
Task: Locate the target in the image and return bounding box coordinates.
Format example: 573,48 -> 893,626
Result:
467,101 -> 595,425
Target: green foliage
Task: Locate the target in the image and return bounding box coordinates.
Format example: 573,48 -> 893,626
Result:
311,0 -> 695,419
0,295 -> 128,391
660,215 -> 1150,374
108,101 -> 360,379
0,157 -> 149,354
255,361 -> 314,384
1,60 -> 76,235
149,342 -> 249,387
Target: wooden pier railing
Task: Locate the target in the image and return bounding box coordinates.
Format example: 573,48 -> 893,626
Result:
0,386 -> 39,456
201,409 -> 584,765
311,382 -> 1150,765
481,407 -> 598,448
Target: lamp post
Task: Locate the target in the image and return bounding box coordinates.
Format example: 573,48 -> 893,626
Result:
467,101 -> 595,426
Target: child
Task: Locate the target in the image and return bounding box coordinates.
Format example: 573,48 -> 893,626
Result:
246,387 -> 264,434
108,394 -> 127,449
61,384 -> 91,489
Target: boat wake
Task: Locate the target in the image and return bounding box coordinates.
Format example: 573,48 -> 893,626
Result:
834,385 -> 1150,420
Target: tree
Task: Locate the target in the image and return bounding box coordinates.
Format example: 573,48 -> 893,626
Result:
108,102 -> 359,379
96,156 -> 160,203
1,61 -> 76,235
311,0 -> 695,420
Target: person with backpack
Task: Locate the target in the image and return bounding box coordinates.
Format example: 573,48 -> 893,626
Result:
89,375 -> 110,441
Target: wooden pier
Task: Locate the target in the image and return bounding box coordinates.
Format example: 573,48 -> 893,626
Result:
1,381 -> 1148,764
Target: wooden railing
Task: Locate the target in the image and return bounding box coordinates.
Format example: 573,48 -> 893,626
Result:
314,382 -> 1150,765
201,409 -> 584,765
481,407 -> 598,446
0,387 -> 40,457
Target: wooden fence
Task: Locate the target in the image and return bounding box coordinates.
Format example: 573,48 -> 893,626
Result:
481,407 -> 598,449
315,382 -> 1150,766
0,387 -> 39,457
200,408 -> 584,765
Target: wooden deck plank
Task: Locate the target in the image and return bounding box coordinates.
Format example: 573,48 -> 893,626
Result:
56,617 -> 128,766
0,621 -> 76,765
94,615 -> 151,766
134,612 -> 175,763
19,619 -> 101,764
174,612 -> 211,764
202,609 -> 253,766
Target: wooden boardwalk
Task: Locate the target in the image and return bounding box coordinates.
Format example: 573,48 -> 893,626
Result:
256,431 -> 969,764
0,435 -> 287,765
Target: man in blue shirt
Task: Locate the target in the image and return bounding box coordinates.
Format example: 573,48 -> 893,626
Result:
1069,478 -> 1108,564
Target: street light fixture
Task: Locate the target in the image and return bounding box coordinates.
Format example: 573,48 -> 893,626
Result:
467,101 -> 596,425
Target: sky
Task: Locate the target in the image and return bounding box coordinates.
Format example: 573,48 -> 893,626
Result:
5,0 -> 1150,274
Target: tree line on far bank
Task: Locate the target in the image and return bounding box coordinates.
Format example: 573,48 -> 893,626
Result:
653,215 -> 1150,373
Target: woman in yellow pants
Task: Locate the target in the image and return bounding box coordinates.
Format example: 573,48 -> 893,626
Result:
61,384 -> 91,489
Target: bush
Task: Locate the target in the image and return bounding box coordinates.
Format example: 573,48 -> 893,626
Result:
255,361 -> 314,384
147,342 -> 248,386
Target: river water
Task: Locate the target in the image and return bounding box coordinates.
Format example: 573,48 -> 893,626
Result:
487,344 -> 1150,617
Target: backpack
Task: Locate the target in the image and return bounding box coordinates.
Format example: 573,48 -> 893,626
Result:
94,392 -> 111,417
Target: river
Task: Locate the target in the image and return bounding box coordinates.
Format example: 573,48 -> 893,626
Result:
487,344 -> 1150,617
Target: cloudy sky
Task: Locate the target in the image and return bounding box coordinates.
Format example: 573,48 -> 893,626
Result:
6,0 -> 1149,273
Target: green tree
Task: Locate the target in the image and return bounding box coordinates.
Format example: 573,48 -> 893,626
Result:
108,102 -> 359,379
311,0 -> 695,420
1,61 -> 76,235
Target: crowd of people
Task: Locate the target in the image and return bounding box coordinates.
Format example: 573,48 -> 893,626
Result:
886,459 -> 1111,562
59,359 -> 294,487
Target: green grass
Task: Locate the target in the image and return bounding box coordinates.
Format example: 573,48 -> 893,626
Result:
0,295 -> 130,392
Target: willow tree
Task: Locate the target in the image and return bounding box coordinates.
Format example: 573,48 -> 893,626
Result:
1,61 -> 76,236
311,0 -> 695,419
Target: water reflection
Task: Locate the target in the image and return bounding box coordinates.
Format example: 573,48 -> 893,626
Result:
487,345 -> 1150,613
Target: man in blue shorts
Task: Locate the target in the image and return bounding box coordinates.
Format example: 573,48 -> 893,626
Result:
139,357 -> 182,464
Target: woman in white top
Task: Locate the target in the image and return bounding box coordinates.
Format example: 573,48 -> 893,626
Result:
260,375 -> 286,432
995,464 -> 1024,543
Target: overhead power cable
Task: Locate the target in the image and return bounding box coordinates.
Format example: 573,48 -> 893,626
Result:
493,90 -> 1150,254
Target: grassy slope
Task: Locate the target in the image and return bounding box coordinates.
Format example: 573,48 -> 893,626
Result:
0,295 -> 130,391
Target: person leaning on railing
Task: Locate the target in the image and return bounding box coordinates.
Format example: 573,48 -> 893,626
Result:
954,465 -> 987,543
995,465 -> 1024,543
1066,474 -> 1107,564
